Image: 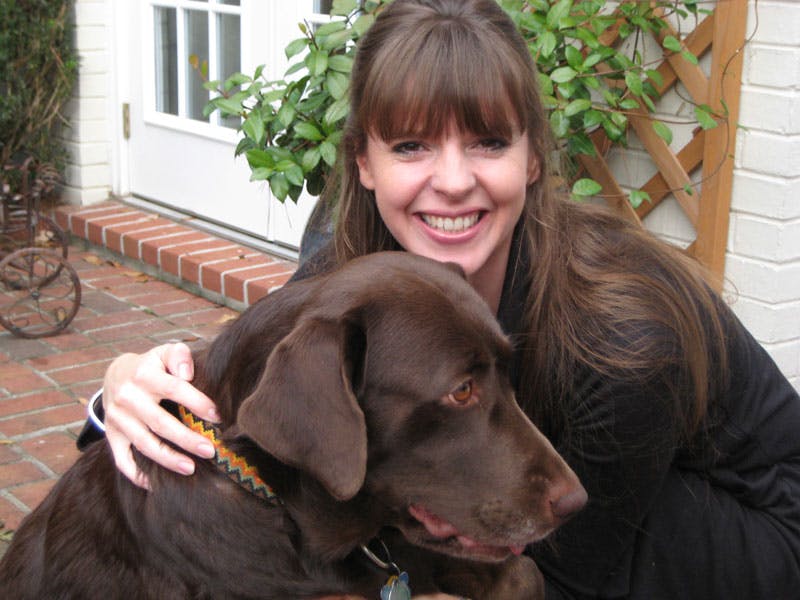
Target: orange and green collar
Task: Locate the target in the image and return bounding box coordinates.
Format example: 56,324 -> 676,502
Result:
178,406 -> 278,503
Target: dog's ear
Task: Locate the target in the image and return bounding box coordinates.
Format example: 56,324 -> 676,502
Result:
235,316 -> 367,501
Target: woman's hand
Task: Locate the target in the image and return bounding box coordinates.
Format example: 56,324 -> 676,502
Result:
103,342 -> 220,488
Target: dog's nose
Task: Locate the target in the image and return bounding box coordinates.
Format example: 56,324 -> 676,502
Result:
551,487 -> 588,520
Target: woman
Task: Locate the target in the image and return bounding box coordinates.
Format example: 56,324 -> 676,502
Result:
85,0 -> 800,597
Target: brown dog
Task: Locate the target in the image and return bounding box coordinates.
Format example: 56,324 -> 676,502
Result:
0,252 -> 586,599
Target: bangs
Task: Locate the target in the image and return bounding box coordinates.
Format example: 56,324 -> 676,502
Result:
357,18 -> 532,142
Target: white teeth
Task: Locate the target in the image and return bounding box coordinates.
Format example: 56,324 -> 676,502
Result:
421,213 -> 480,233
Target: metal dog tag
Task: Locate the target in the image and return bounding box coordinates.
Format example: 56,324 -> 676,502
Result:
380,572 -> 411,600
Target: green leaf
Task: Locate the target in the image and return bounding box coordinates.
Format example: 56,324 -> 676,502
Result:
550,110 -> 569,138
681,49 -> 699,66
652,120 -> 673,145
320,140 -> 338,166
694,106 -> 718,130
625,71 -> 643,97
315,20 -> 346,38
214,98 -> 244,116
550,66 -> 578,83
328,54 -> 354,74
324,96 -> 349,125
572,178 -> 602,197
539,31 -> 557,58
270,173 -> 290,201
249,167 -> 273,182
582,51 -> 605,69
242,112 -> 266,145
285,38 -> 309,60
628,189 -> 651,209
662,35 -> 682,52
583,109 -> 604,129
567,132 -> 596,157
246,148 -> 275,169
302,147 -> 322,172
645,69 -> 663,88
278,102 -> 297,127
325,70 -> 349,100
546,0 -> 573,30
619,98 -> 640,110
564,98 -> 592,117
353,13 -> 376,37
294,121 -> 324,141
305,50 -> 329,77
565,45 -> 583,70
320,28 -> 353,52
332,0 -> 358,16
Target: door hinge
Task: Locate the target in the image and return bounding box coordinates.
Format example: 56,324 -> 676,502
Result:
122,103 -> 130,140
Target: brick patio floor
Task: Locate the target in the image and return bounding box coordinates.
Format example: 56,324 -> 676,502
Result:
0,201 -> 298,558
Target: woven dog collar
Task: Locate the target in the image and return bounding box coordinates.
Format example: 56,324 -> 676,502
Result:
178,406 -> 278,503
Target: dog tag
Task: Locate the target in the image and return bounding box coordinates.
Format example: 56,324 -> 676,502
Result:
380,572 -> 411,600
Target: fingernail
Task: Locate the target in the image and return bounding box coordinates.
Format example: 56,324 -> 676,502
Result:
177,460 -> 195,475
178,362 -> 192,380
198,441 -> 216,458
207,407 -> 221,423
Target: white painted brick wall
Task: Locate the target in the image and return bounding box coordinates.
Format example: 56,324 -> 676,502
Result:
62,0 -> 112,205
725,0 -> 800,391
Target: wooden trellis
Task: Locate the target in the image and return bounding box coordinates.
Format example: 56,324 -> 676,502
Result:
578,0 -> 748,289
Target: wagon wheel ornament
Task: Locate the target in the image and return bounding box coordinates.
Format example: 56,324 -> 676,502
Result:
0,248 -> 81,338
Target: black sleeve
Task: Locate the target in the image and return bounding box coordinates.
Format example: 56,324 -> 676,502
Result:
530,368 -> 681,599
533,308 -> 800,599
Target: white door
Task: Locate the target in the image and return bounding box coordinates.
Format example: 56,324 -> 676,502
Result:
119,0 -> 333,250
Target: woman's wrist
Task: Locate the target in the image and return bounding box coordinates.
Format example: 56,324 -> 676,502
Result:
87,388 -> 106,432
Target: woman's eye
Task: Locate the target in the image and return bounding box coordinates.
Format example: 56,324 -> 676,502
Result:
477,137 -> 509,152
391,141 -> 425,155
447,379 -> 474,404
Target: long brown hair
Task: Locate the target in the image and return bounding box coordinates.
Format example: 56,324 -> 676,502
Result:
329,0 -> 726,438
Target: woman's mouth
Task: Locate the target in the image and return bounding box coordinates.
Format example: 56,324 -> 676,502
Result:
419,211 -> 482,234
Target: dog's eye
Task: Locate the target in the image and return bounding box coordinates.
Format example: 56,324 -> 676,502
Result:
448,380 -> 474,404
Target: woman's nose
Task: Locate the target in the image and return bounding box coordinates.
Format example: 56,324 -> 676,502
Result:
430,145 -> 476,199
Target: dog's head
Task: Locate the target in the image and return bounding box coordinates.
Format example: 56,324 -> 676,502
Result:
230,252 -> 586,562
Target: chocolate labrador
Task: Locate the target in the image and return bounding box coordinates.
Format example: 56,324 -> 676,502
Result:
0,252 -> 586,599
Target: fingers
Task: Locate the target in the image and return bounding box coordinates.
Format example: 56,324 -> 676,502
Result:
103,344 -> 220,487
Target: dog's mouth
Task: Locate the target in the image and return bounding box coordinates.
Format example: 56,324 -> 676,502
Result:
404,503 -> 532,562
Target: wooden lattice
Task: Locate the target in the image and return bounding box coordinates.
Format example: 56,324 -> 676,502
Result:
577,0 -> 748,289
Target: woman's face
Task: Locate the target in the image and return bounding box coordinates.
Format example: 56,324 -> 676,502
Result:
356,124 -> 539,296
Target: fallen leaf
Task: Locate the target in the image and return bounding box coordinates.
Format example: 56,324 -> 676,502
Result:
215,313 -> 238,325
83,255 -> 104,265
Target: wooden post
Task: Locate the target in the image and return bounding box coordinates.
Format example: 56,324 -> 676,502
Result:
695,0 -> 749,288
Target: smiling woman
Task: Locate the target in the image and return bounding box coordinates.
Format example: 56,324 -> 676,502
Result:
82,1 -> 800,599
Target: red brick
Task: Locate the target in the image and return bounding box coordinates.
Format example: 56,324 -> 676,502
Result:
27,345 -> 115,372
119,218 -> 177,259
0,442 -> 20,464
0,494 -> 28,531
168,307 -> 239,329
86,212 -> 145,245
0,460 -> 48,489
88,319 -> 178,343
70,308 -> 151,333
0,403 -> 86,438
0,390 -> 75,418
140,229 -> 203,265
160,238 -> 232,276
19,432 -> 81,475
224,262 -> 295,303
41,332 -> 96,352
199,254 -> 266,295
178,245 -> 244,284
247,276 -> 291,304
104,217 -> 162,253
69,207 -> 130,237
45,359 -> 113,386
0,364 -> 51,395
10,478 -> 58,512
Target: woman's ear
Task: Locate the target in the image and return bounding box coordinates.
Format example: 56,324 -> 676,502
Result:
356,152 -> 376,190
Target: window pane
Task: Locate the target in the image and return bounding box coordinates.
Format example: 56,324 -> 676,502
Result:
186,10 -> 210,122
314,0 -> 332,13
154,7 -> 178,115
219,0 -> 240,5
218,13 -> 241,129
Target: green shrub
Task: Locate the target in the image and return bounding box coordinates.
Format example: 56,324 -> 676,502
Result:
200,0 -> 717,205
0,0 -> 78,178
